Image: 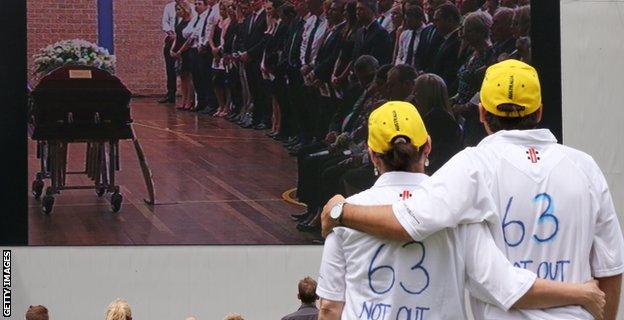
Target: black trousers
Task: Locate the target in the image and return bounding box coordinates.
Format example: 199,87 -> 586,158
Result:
163,38 -> 177,98
315,96 -> 338,140
283,67 -> 304,139
227,66 -> 244,115
300,86 -> 319,143
245,62 -> 270,125
190,48 -> 214,110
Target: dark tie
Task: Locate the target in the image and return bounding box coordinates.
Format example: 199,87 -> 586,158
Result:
193,14 -> 201,28
304,17 -> 322,64
406,29 -> 418,66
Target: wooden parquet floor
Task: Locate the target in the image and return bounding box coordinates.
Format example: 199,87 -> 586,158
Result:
28,98 -> 319,245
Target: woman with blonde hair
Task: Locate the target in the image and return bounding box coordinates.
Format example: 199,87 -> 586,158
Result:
105,299 -> 132,320
223,313 -> 244,320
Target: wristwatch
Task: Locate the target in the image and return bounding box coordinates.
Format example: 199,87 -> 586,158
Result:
329,202 -> 345,225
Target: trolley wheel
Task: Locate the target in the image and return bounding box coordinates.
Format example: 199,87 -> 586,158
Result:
111,193 -> 123,213
96,185 -> 106,197
32,179 -> 44,199
42,195 -> 55,214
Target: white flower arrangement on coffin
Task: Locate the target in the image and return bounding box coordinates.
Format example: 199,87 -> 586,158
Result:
32,39 -> 116,76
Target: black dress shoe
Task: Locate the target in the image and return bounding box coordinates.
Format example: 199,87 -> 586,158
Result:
288,142 -> 302,151
241,121 -> 254,129
288,144 -> 303,156
254,123 -> 268,130
273,134 -> 288,141
283,137 -> 299,146
158,97 -> 175,104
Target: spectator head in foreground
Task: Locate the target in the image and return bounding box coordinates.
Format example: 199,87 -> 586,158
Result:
105,299 -> 132,320
479,59 -> 542,133
298,276 -> 319,304
25,305 -> 49,320
223,313 -> 244,320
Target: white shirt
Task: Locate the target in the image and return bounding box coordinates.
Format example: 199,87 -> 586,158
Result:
317,172 -> 537,320
377,9 -> 394,34
201,3 -> 221,47
185,9 -> 211,48
299,14 -> 328,66
394,24 -> 424,65
392,129 -> 624,319
162,2 -> 177,33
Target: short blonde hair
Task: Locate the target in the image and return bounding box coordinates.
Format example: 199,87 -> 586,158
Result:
176,1 -> 193,18
223,313 -> 244,320
105,299 -> 132,320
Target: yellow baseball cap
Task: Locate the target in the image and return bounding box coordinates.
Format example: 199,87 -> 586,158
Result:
480,59 -> 542,117
367,101 -> 428,153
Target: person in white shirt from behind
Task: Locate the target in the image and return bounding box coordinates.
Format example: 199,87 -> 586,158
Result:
316,100 -> 607,320
321,59 -> 624,320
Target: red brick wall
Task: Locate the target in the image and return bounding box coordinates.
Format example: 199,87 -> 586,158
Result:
114,0 -> 170,96
27,0 -> 171,96
27,1 -> 98,77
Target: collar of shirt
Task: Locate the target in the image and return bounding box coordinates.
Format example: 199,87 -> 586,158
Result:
298,302 -> 318,310
373,172 -> 429,188
478,129 -> 558,147
198,9 -> 209,19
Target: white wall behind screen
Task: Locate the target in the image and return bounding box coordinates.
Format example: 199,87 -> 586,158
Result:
561,0 -> 624,219
8,246 -> 323,319
5,1 -> 624,320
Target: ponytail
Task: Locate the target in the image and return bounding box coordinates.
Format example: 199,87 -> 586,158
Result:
378,136 -> 422,172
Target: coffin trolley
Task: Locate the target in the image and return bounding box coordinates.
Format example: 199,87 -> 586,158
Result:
29,65 -> 135,214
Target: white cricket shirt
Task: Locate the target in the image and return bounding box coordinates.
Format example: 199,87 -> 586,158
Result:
317,172 -> 537,320
393,129 -> 624,319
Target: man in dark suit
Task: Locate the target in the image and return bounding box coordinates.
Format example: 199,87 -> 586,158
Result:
278,2 -> 308,145
310,0 -> 346,140
351,0 -> 393,65
414,0 -> 446,72
429,2 -> 462,95
239,0 -> 270,129
280,277 -> 319,320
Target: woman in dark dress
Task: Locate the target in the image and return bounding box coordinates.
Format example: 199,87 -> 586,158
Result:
260,0 -> 288,136
169,1 -> 195,110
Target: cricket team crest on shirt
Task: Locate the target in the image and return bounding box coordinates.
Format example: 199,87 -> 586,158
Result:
399,190 -> 413,200
526,147 -> 541,163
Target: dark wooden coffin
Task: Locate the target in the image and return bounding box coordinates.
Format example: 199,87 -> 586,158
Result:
29,65 -> 133,140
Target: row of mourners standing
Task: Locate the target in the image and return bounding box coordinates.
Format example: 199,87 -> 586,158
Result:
160,0 -> 532,235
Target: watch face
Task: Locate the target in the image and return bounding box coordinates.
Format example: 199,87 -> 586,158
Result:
330,204 -> 342,220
